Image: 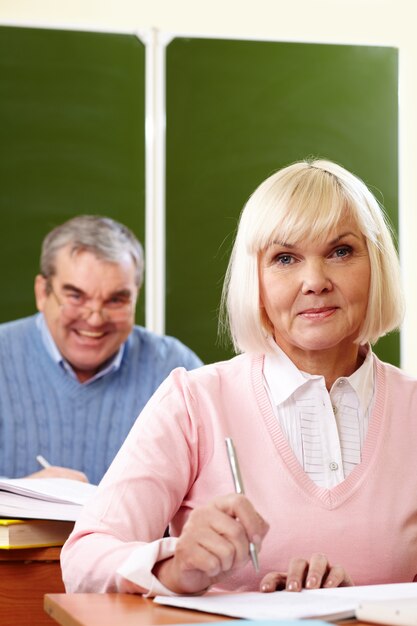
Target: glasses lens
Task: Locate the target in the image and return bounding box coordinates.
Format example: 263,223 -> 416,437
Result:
63,304 -> 132,322
52,285 -> 133,321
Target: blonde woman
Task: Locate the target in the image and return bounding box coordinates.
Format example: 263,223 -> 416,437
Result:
62,159 -> 413,597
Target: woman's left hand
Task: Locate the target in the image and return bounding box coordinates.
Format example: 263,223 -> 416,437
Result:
259,553 -> 354,592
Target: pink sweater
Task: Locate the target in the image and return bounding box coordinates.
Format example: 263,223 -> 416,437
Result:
61,353 -> 417,593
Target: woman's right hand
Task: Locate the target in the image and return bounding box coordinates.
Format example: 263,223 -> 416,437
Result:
153,493 -> 269,595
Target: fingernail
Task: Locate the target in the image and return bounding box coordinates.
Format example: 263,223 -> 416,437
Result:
324,579 -> 334,587
252,534 -> 261,547
261,582 -> 271,592
287,580 -> 299,591
306,576 -> 317,588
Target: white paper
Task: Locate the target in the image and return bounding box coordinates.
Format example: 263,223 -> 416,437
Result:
0,491 -> 82,521
0,477 -> 97,521
0,477 -> 97,504
154,582 -> 417,621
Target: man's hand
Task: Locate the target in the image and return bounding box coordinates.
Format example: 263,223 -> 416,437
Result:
27,466 -> 89,482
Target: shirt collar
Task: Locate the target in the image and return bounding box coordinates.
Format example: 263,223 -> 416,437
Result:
344,344 -> 374,413
263,341 -> 310,405
36,312 -> 125,384
263,339 -> 374,412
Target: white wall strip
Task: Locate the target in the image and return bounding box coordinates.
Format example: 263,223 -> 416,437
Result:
144,28 -> 166,335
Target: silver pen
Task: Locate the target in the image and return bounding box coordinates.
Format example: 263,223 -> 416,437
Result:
225,436 -> 259,572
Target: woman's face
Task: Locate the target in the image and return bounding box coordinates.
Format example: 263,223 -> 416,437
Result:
259,217 -> 371,359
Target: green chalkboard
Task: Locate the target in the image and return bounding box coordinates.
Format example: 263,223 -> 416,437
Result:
0,25 -> 146,323
165,38 -> 399,365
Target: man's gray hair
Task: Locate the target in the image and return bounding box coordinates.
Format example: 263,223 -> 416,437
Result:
40,215 -> 144,288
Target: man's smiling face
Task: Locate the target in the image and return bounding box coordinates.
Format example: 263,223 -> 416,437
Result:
35,245 -> 138,382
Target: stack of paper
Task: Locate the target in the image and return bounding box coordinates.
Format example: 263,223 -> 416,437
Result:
154,582 -> 417,622
0,477 -> 97,521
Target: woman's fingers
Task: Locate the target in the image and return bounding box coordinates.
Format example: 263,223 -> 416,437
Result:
156,493 -> 269,595
303,552 -> 329,589
175,517 -> 247,577
178,494 -> 268,571
213,493 -> 269,549
303,554 -> 354,589
260,571 -> 287,592
323,564 -> 354,588
260,553 -> 354,592
285,556 -> 312,591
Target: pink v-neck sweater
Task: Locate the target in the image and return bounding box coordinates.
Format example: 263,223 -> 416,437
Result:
62,353 -> 417,593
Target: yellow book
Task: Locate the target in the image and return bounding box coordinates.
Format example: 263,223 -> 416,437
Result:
0,518 -> 74,549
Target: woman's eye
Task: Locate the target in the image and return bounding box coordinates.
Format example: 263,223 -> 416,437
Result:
333,246 -> 352,258
276,254 -> 294,265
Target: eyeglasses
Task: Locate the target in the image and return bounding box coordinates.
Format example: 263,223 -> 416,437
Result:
49,285 -> 135,322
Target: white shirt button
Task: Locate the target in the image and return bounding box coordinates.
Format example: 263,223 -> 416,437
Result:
337,380 -> 345,387
329,461 -> 339,471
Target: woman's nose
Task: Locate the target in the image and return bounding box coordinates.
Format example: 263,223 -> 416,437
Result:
301,260 -> 333,295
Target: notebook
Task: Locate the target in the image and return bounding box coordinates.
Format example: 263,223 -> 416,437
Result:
356,597 -> 417,626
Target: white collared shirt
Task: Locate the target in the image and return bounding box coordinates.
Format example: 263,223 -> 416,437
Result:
36,313 -> 125,385
263,342 -> 375,488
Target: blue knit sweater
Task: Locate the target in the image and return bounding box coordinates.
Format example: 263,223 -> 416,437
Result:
0,315 -> 202,484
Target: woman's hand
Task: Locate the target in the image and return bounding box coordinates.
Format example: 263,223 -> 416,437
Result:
153,493 -> 269,595
260,553 -> 354,592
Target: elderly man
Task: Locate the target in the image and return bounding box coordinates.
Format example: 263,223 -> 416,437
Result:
0,215 -> 202,484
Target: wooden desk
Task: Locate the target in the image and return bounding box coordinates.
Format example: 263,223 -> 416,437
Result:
0,546 -> 64,626
44,593 -> 375,626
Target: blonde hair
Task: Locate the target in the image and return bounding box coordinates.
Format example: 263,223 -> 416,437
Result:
221,159 -> 404,354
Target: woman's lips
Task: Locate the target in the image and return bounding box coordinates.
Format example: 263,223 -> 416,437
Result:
298,307 -> 338,319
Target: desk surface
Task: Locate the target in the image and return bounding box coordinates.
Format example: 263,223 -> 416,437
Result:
44,593 -> 375,626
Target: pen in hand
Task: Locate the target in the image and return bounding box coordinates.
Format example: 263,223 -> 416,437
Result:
36,454 -> 51,469
225,437 -> 259,572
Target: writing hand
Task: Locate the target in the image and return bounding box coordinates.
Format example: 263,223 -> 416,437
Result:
260,553 -> 354,592
27,466 -> 89,483
153,493 -> 269,594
